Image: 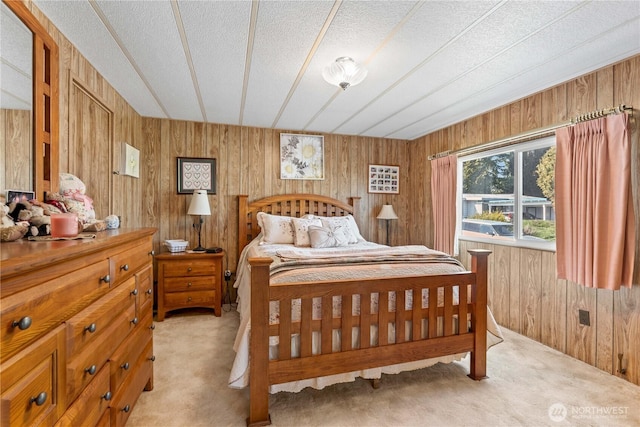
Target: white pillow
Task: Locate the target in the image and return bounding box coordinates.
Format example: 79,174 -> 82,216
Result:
308,225 -> 350,248
256,212 -> 294,244
317,215 -> 363,244
292,217 -> 322,247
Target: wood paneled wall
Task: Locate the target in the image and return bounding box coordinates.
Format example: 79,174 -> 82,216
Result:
6,1 -> 639,389
141,119 -> 410,271
1,109 -> 31,195
416,55 -> 640,386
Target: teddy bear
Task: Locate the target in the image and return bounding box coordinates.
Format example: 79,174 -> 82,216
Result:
0,196 -> 29,242
8,200 -> 52,237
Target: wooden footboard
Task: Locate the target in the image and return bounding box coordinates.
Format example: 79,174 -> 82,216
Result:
247,249 -> 491,427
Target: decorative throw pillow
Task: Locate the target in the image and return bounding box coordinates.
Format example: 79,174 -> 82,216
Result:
256,212 -> 294,244
308,224 -> 350,248
318,215 -> 363,244
292,217 -> 322,247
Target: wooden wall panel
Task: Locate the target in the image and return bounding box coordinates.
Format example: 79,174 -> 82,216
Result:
1,109 -> 31,194
519,249 -> 542,341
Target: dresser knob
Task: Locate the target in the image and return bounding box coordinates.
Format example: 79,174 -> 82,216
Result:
131,317 -> 138,325
149,355 -> 156,362
187,267 -> 192,272
122,405 -> 131,413
187,297 -> 192,302
100,275 -> 110,284
187,282 -> 192,287
30,392 -> 47,406
84,323 -> 97,333
149,324 -> 156,330
146,289 -> 153,295
130,289 -> 138,296
149,250 -> 155,256
11,316 -> 32,330
121,362 -> 130,371
102,391 -> 112,401
120,264 -> 129,271
85,365 -> 97,375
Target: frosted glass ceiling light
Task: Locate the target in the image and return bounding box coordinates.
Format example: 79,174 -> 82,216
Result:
322,56 -> 368,90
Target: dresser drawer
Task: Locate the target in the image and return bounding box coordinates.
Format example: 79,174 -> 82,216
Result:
66,277 -> 137,358
163,275 -> 214,293
1,260 -> 110,362
55,363 -> 110,427
110,241 -> 153,286
136,265 -> 153,318
161,259 -> 216,277
67,303 -> 136,402
0,325 -> 66,427
109,310 -> 153,394
110,339 -> 153,427
164,290 -> 216,308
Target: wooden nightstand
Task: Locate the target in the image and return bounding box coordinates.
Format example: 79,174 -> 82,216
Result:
155,250 -> 224,320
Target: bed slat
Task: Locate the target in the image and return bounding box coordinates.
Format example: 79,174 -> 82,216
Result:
321,296 -> 332,354
279,300 -> 292,360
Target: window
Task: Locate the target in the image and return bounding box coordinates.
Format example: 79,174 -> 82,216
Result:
458,136 -> 556,250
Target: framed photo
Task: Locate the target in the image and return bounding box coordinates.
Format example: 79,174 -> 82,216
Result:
368,164 -> 399,194
6,189 -> 35,203
177,157 -> 216,194
280,133 -> 324,180
121,143 -> 140,178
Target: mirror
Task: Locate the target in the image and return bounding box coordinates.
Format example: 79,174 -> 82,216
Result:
1,0 -> 58,201
1,1 -> 33,195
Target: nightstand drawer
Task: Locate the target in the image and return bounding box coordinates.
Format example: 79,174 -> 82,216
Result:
164,276 -> 214,292
161,259 -> 216,277
164,290 -> 216,308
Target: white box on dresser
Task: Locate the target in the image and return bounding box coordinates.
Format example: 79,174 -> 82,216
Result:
0,228 -> 156,427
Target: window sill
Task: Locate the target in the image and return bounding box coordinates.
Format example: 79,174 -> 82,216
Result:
458,236 -> 556,252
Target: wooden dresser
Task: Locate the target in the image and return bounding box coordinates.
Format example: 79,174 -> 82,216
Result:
0,228 -> 156,427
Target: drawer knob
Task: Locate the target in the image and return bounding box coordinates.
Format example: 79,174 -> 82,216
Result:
102,391 -> 112,401
149,324 -> 156,330
149,355 -> 156,362
84,323 -> 97,334
131,317 -> 138,325
146,289 -> 153,295
85,365 -> 97,375
122,405 -> 131,413
130,289 -> 138,296
100,274 -> 110,284
187,282 -> 192,287
149,250 -> 155,256
187,267 -> 192,272
187,297 -> 192,302
121,362 -> 130,371
120,264 -> 129,271
30,392 -> 47,406
11,316 -> 32,330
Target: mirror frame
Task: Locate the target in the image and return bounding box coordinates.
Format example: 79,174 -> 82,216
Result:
3,0 -> 58,200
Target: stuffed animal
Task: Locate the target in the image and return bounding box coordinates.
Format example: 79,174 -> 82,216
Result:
0,196 -> 29,242
9,200 -> 52,237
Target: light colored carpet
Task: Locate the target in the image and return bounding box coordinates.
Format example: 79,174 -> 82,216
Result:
127,306 -> 640,427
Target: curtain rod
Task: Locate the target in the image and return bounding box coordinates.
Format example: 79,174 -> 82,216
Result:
428,104 -> 633,160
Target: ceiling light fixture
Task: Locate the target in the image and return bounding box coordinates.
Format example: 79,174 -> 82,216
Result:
322,56 -> 368,90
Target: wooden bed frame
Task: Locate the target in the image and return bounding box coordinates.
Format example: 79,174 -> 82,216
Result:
238,194 -> 491,426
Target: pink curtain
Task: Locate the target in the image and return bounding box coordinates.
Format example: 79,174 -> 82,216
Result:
555,114 -> 635,290
431,154 -> 457,255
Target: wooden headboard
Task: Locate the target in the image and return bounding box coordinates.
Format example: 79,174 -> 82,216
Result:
238,194 -> 361,256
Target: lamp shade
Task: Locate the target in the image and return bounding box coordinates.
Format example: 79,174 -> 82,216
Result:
187,189 -> 211,216
322,57 -> 368,90
377,205 -> 398,220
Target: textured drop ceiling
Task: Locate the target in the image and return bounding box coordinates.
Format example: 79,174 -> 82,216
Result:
14,1 -> 640,139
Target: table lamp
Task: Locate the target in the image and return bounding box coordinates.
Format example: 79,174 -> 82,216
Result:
377,204 -> 398,246
187,189 -> 210,252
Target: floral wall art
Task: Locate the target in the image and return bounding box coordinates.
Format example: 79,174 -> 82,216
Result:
280,133 -> 324,180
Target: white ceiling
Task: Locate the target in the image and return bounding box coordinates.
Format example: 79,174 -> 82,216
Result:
9,1 -> 640,140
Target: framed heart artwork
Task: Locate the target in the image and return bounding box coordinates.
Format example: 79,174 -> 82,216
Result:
177,157 -> 216,194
